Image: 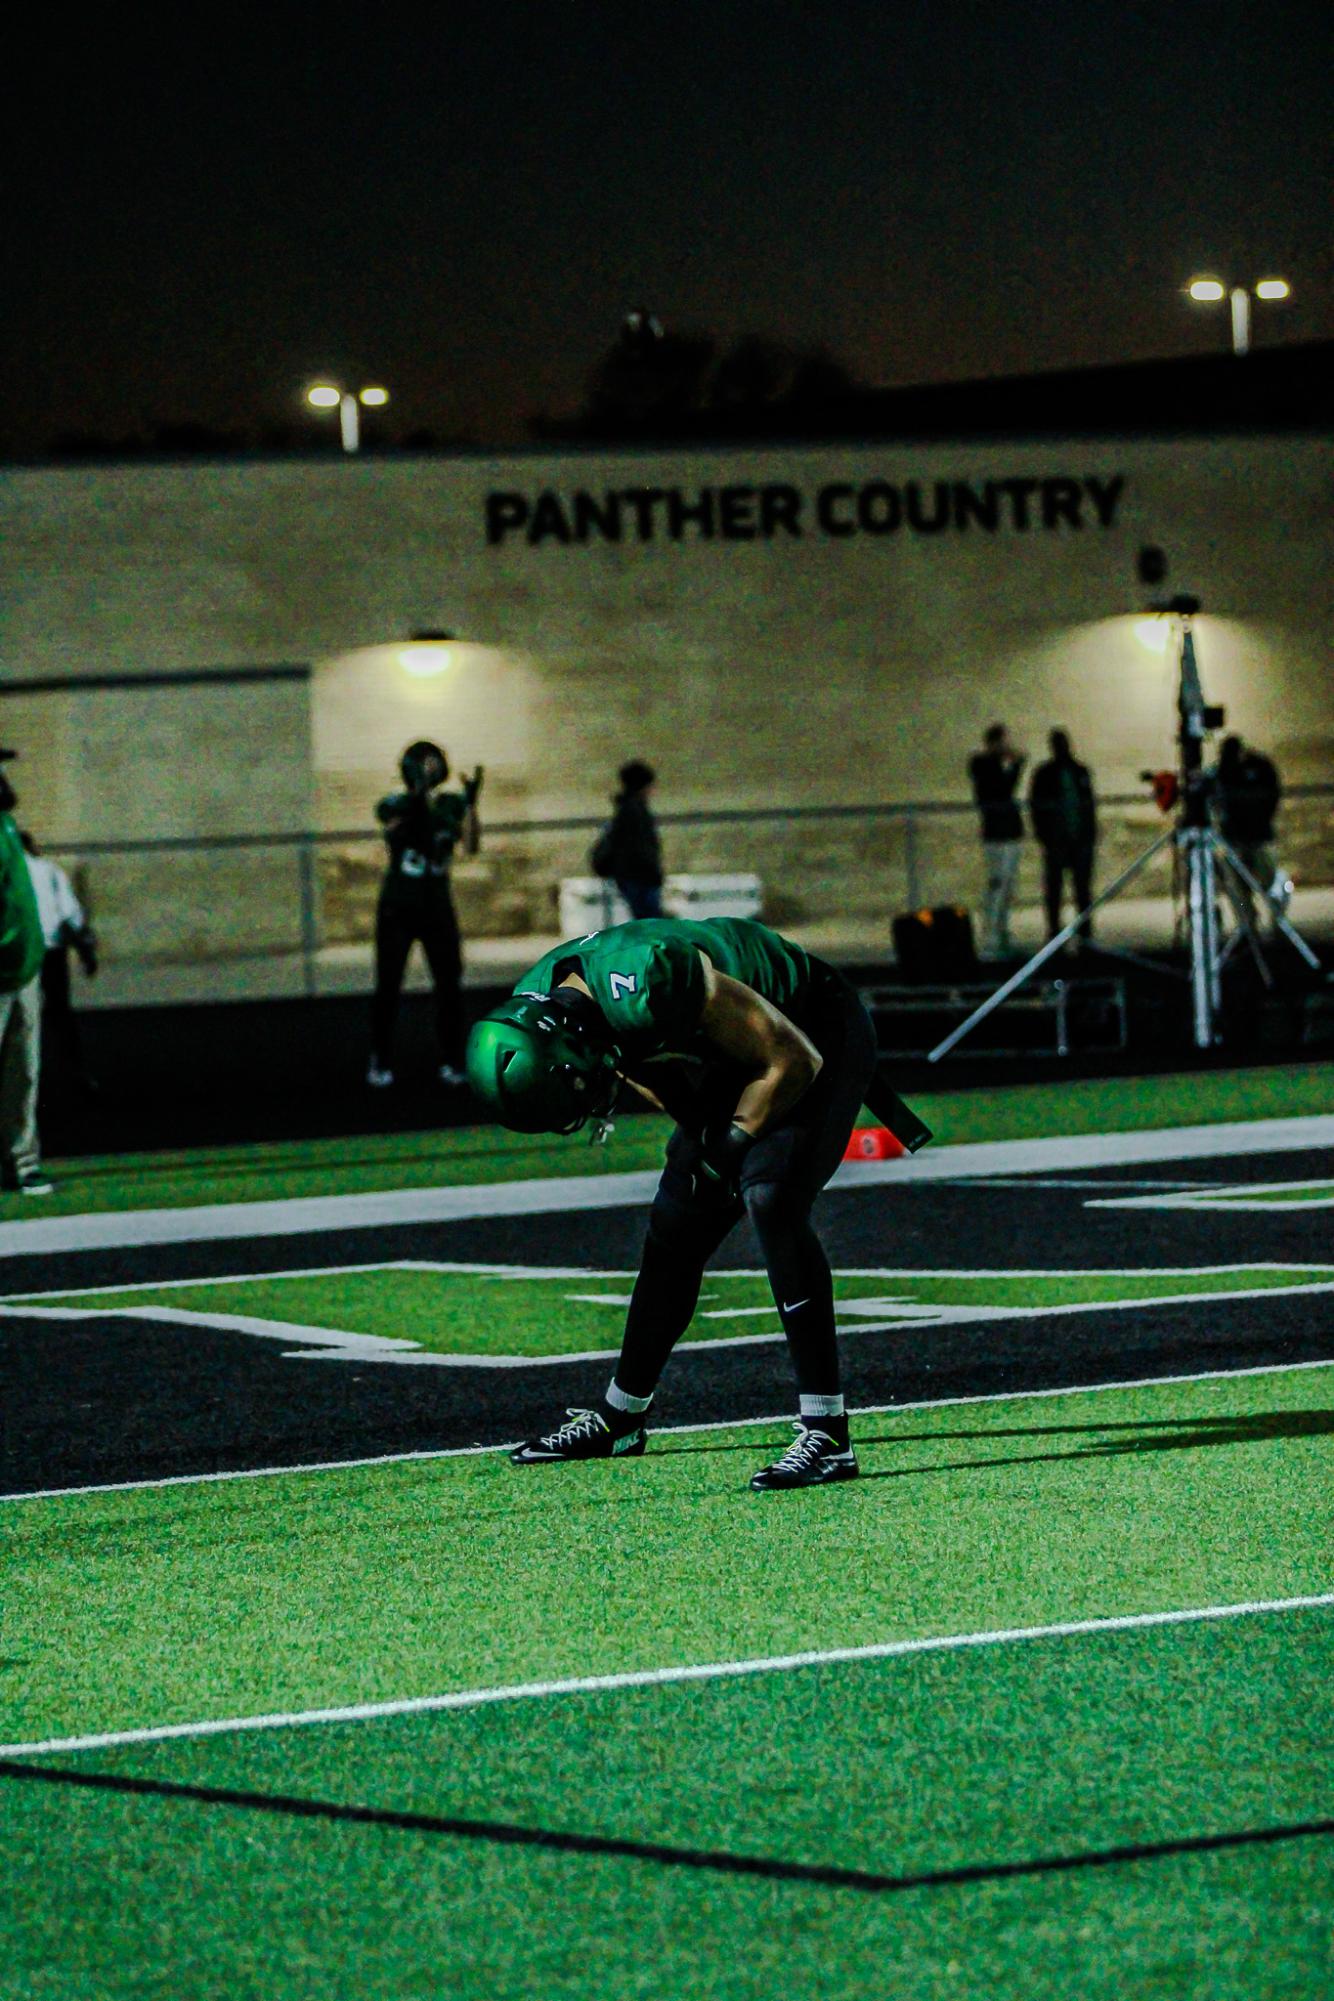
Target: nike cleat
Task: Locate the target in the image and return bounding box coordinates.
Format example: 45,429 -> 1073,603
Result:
510,1406 -> 648,1465
750,1422 -> 859,1491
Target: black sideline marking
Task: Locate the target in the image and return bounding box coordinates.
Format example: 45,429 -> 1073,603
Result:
1,1761 -> 1329,1896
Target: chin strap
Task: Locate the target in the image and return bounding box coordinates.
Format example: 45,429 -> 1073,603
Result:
588,1114 -> 616,1147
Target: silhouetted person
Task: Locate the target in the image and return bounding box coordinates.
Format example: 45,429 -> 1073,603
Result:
369,741 -> 482,1089
1216,734 -> 1286,923
968,723 -> 1026,957
1029,730 -> 1097,946
592,760 -> 664,919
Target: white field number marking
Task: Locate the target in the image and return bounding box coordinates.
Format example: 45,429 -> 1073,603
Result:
4,1262 -> 1334,1370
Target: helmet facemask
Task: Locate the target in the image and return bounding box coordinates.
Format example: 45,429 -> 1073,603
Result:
466,991 -> 621,1135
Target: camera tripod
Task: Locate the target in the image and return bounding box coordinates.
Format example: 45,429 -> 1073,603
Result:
929,601 -> 1326,1061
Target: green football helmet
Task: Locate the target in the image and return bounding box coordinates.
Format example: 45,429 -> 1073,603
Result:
466,993 -> 620,1134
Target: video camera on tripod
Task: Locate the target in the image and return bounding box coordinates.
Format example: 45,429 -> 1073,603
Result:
1156,595 -> 1227,829
1138,595 -> 1224,817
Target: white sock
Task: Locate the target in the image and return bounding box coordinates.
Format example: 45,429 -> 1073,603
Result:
800,1393 -> 845,1420
606,1379 -> 653,1414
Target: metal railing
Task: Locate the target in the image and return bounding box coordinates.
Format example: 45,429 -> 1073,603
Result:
40,786 -> 1334,1006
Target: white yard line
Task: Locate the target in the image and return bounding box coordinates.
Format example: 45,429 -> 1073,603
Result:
0,1171 -> 655,1256
1087,1178 -> 1334,1212
0,1260 -> 630,1302
5,1114 -> 1334,1256
5,1353 -> 1331,1506
3,1592 -> 1329,1762
7,1259 -> 1330,1303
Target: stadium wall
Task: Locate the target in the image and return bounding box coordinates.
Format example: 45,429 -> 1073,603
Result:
3,436 -> 1331,956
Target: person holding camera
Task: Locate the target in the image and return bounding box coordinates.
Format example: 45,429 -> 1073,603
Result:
591,760 -> 663,919
368,740 -> 482,1089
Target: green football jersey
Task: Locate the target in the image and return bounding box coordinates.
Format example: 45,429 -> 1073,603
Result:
0,814 -> 44,994
516,916 -> 815,1057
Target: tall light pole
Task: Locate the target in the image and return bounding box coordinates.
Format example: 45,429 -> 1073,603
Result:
305,382 -> 390,453
1186,276 -> 1290,356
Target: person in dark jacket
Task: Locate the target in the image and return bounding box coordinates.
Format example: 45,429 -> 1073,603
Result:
592,760 -> 663,919
1215,735 -> 1286,923
968,723 -> 1026,957
1029,730 -> 1098,945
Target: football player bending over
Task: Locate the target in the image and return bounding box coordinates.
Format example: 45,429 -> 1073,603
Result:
466,915 -> 881,1491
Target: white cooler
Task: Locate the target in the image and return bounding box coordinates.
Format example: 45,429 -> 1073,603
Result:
558,873 -> 762,937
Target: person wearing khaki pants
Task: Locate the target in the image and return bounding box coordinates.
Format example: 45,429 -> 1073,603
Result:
0,748 -> 51,1197
969,724 -> 1027,959
0,977 -> 43,1186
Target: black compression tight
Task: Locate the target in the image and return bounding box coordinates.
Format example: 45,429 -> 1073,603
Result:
612,972 -> 875,1409
613,1174 -> 839,1402
744,1179 -> 840,1396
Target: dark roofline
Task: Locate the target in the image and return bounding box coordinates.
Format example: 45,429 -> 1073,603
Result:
2,340 -> 1330,469
550,339 -> 1334,449
809,339 -> 1334,442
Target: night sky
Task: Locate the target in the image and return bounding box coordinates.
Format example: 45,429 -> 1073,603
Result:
9,0 -> 1332,457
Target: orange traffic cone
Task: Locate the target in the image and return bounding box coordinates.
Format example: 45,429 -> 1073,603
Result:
842,1126 -> 906,1162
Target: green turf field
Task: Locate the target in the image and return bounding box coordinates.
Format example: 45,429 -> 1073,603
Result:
7,1610 -> 1330,2001
6,1059 -> 1332,1218
5,1366 -> 1332,1998
5,1072 -> 1333,1996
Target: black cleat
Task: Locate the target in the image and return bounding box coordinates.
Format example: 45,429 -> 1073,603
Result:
510,1406 -> 648,1465
750,1423 -> 859,1491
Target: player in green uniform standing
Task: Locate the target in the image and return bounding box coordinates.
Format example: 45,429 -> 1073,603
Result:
467,915 -> 886,1489
369,740 -> 482,1089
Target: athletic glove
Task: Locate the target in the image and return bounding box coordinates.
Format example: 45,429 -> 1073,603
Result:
692,1120 -> 754,1205
462,766 -> 485,807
